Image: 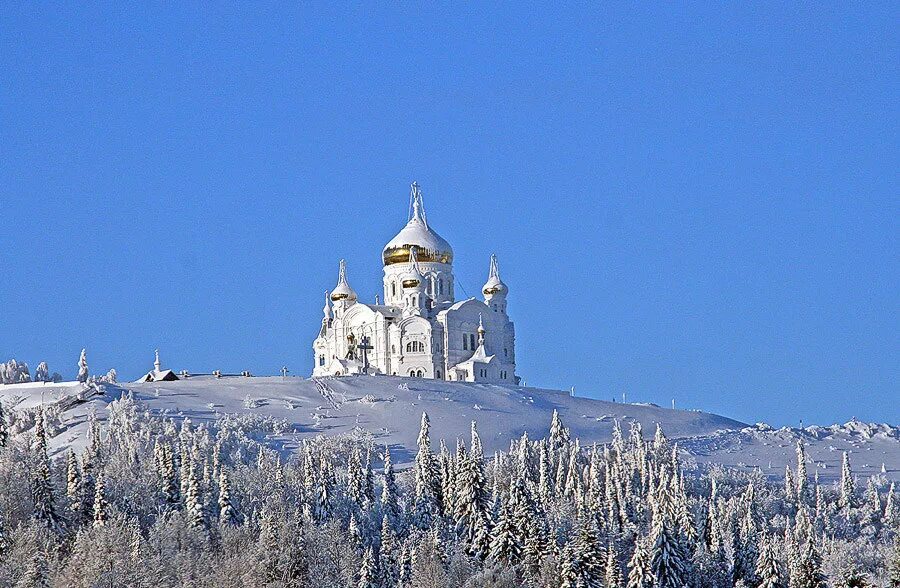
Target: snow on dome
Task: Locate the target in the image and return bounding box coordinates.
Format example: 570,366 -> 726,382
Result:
382,182 -> 453,266
400,247 -> 425,289
330,259 -> 358,302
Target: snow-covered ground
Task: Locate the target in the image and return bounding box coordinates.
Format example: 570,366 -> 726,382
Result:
682,420 -> 900,482
1,375 -> 897,480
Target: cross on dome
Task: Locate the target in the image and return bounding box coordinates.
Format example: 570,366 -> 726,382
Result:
330,259 -> 358,302
409,181 -> 428,228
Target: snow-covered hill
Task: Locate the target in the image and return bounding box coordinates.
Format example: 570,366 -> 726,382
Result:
1,375 -> 897,481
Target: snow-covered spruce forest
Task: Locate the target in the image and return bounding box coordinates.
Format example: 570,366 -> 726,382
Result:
0,392 -> 896,588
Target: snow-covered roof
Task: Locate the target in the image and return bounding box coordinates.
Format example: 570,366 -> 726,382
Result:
136,369 -> 179,383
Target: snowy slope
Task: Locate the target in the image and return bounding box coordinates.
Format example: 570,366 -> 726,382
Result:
682,421 -> 900,482
1,375 -> 897,481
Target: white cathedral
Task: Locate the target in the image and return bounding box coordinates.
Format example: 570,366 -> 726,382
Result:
312,182 -> 518,384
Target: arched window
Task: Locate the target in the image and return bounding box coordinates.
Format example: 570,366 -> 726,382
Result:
436,370 -> 442,379
318,355 -> 325,366
406,342 -> 412,353
391,282 -> 397,297
439,279 -> 444,295
410,369 -> 416,377
417,369 -> 423,378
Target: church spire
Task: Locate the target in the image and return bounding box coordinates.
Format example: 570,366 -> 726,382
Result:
409,181 -> 428,229
154,349 -> 161,373
489,253 -> 500,280
330,259 -> 358,303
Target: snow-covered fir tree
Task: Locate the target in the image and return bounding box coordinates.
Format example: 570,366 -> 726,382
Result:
840,451 -> 855,513
76,348 -> 89,383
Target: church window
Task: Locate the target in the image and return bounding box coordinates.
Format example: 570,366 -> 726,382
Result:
391,282 -> 397,297
406,342 -> 412,353
470,334 -> 476,349
417,369 -> 423,377
436,370 -> 442,379
462,334 -> 468,350
391,345 -> 396,354
504,348 -> 508,357
439,279 -> 444,295
409,370 -> 416,377
318,355 -> 325,367
419,341 -> 425,353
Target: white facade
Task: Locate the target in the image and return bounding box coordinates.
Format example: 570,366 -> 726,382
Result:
312,182 -> 517,384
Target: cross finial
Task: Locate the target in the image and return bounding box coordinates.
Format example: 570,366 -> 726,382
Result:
338,259 -> 347,284
409,181 -> 428,228
489,253 -> 500,279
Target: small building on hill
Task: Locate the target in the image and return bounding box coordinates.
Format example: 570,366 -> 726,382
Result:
136,350 -> 179,382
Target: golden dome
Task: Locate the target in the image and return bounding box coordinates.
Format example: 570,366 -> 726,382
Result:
330,259 -> 357,302
383,182 -> 453,266
384,245 -> 452,266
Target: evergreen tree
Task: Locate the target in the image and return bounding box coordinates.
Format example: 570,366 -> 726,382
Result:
733,508 -> 759,586
650,519 -> 690,588
92,471 -> 108,527
549,409 -> 570,450
65,449 -> 81,518
789,540 -> 825,588
885,482 -> 896,523
0,401 -> 7,449
358,547 -> 378,588
218,469 -> 236,525
455,422 -> 491,559
537,440 -> 553,503
379,514 -> 399,588
185,462 -> 207,532
863,477 -> 881,524
568,517 -> 604,588
796,441 -> 808,502
756,536 -> 786,588
413,412 -> 440,527
606,542 -> 622,588
347,447 -> 365,509
363,447 -> 375,508
315,454 -> 334,521
840,452 -> 855,513
488,498 -> 520,565
33,361 -> 50,383
349,512 -> 363,551
785,465 -> 796,502
381,445 -> 399,523
160,442 -> 179,507
31,411 -> 58,530
76,348 -> 89,383
627,539 -> 654,588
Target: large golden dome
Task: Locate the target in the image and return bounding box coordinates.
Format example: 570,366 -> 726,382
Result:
382,182 -> 453,266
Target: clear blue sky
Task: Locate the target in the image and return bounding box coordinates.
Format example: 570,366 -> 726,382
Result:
1,3 -> 896,426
